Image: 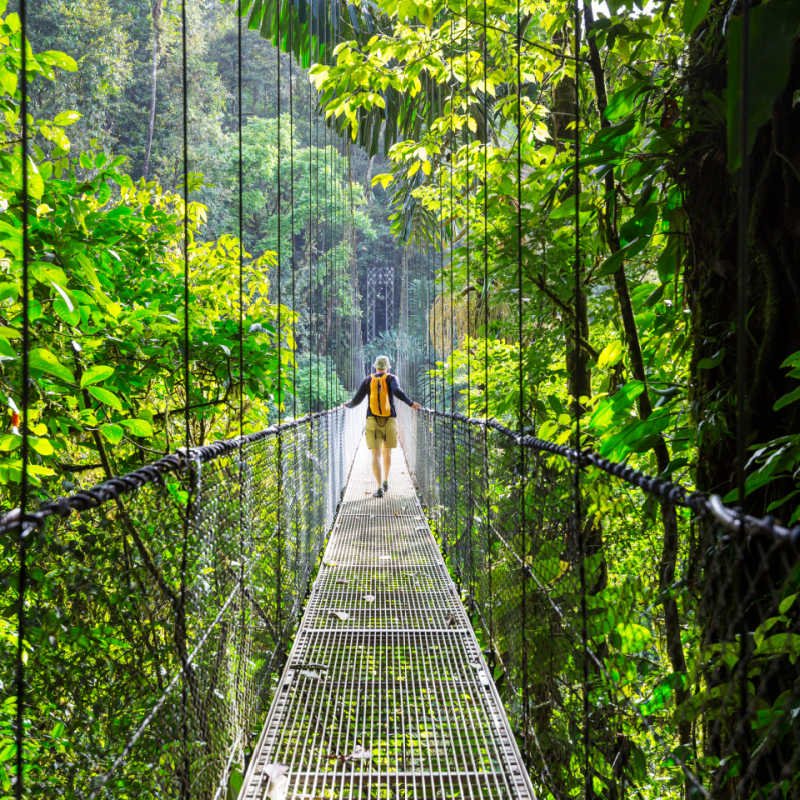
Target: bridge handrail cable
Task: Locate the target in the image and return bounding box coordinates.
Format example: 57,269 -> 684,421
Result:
6,406 -> 798,545
0,409 -> 334,537
423,407 -> 800,544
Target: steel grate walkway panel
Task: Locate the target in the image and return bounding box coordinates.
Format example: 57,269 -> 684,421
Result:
240,441 -> 535,800
304,566 -> 465,631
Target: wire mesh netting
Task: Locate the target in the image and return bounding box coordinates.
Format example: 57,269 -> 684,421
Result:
401,408 -> 800,800
239,442 -> 535,799
1,409 -> 360,799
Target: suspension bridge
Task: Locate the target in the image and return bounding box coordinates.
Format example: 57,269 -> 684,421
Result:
4,400 -> 799,799
5,0 -> 800,797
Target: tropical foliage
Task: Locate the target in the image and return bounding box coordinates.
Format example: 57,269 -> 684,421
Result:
2,0 -> 799,795
294,0 -> 800,796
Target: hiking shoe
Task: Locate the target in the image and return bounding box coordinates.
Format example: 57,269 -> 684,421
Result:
373,487 -> 384,498
382,480 -> 388,493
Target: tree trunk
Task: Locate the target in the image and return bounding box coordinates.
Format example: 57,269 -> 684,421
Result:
682,5 -> 800,795
143,0 -> 163,180
582,6 -> 692,760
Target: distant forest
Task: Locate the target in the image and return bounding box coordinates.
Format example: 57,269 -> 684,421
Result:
25,0 -> 417,403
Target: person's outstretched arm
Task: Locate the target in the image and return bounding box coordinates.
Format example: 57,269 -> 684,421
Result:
342,378 -> 368,408
389,376 -> 422,410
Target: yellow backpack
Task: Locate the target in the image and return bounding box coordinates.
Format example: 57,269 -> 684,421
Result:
369,373 -> 392,417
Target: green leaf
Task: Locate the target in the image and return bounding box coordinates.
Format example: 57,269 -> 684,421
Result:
604,80 -> 651,122
0,67 -> 17,96
54,110 -> 81,127
597,341 -> 624,369
614,622 -> 653,653
681,0 -> 712,35
778,593 -> 797,615
598,247 -> 627,276
27,157 -> 44,200
30,437 -> 55,456
0,336 -> 15,362
99,423 -> 124,444
86,385 -> 123,411
754,632 -> 800,661
29,348 -> 75,384
0,283 -> 18,302
37,50 -> 78,72
80,365 -> 115,388
773,385 -> 800,412
371,172 -> 394,189
0,434 -> 21,452
697,349 -> 725,370
620,203 -> 659,248
120,418 -> 153,437
53,296 -> 81,326
228,768 -> 244,797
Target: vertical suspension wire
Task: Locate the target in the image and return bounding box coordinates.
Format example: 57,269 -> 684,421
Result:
313,55 -> 321,410
735,3 -> 750,505
321,103 -> 327,408
448,17 -> 456,417
307,39 -> 315,414
289,10 -> 297,419
442,14 -> 456,556
434,166 -> 445,549
276,15 -> 283,427
16,1 -> 30,796
323,119 -> 331,410
331,137 -> 337,395
179,0 -> 192,794
236,4 -> 245,437
235,0 -> 247,765
463,9 -> 474,603
274,0 -> 284,642
448,15 -> 459,569
735,0 -> 752,785
515,0 -> 529,755
464,17 -> 472,422
347,140 -> 358,390
435,171 -> 443,418
481,0 -> 494,663
572,0 -> 590,794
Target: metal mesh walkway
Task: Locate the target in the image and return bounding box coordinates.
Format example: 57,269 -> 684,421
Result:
240,441 -> 535,799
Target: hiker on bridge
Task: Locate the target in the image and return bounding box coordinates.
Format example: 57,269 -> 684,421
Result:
343,355 -> 421,498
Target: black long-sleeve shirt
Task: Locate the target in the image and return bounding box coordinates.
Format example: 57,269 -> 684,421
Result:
345,373 -> 414,417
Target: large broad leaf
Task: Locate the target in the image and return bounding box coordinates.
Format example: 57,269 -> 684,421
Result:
80,365 -> 115,388
99,423 -> 124,445
727,0 -> 800,171
243,0 -> 365,68
242,0 -> 448,154
29,348 -> 75,384
86,385 -> 123,411
120,418 -> 154,437
681,0 -> 712,36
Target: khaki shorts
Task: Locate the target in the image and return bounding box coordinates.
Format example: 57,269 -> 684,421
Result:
365,415 -> 398,449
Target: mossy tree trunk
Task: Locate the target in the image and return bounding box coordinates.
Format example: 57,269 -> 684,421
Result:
682,5 -> 800,794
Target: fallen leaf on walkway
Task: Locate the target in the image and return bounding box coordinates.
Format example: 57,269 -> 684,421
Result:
363,594 -> 376,603
261,764 -> 289,800
332,611 -> 350,621
298,670 -> 323,681
328,746 -> 373,763
290,661 -> 328,671
348,745 -> 372,761
379,555 -> 391,561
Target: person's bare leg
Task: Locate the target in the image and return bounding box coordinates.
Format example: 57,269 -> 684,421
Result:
371,447 -> 382,488
382,445 -> 392,489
